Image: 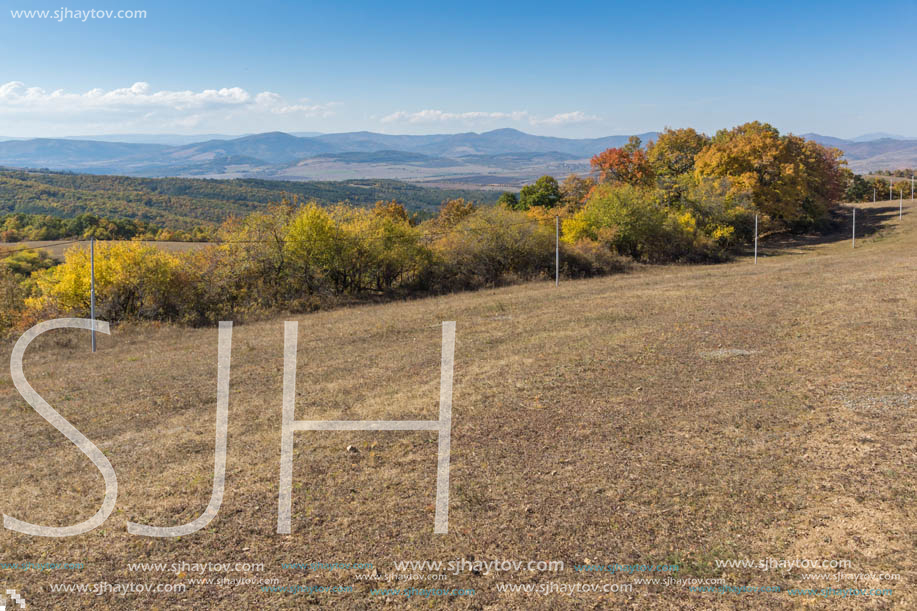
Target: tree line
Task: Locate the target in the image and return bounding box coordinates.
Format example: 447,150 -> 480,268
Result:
499,121 -> 849,262
0,212 -> 212,242
872,169 -> 916,178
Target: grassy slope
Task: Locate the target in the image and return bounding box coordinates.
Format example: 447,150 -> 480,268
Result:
0,202 -> 914,610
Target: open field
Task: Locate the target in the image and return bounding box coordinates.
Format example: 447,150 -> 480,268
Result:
0,200 -> 914,609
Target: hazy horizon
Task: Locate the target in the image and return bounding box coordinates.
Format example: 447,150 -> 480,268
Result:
1,127 -> 915,144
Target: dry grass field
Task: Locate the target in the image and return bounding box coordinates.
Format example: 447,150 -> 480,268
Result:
0,201 -> 914,609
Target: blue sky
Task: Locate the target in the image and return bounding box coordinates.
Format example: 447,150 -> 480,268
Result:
1,0 -> 916,138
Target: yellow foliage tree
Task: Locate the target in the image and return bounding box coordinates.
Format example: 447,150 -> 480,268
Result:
694,122 -> 845,225
28,242 -> 184,319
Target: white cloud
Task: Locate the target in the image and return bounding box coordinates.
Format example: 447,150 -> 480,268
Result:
380,108 -> 598,127
381,109 -> 530,123
0,81 -> 336,135
532,111 -> 600,126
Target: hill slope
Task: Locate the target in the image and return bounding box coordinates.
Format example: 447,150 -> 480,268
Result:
803,133 -> 917,171
0,199 -> 914,609
0,168 -> 500,228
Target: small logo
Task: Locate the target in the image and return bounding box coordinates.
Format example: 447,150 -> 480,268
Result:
0,589 -> 26,610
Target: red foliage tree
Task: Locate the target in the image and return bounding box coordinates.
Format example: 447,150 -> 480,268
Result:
590,138 -> 654,186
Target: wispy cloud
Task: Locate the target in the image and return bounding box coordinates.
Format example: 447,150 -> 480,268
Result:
380,109 -> 598,127
532,111 -> 599,126
381,109 -> 530,123
0,81 -> 337,134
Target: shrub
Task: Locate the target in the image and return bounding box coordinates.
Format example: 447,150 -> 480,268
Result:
17,200 -> 630,328
3,249 -> 56,278
561,239 -> 629,277
0,265 -> 28,333
28,242 -> 188,321
564,182 -> 737,262
283,202 -> 432,294
432,206 -> 555,288
563,183 -> 670,261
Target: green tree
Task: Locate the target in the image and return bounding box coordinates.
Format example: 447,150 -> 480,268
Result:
497,192 -> 520,210
845,174 -> 870,202
517,176 -> 561,210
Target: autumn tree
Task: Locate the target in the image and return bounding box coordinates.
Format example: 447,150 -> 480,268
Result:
372,200 -> 410,223
800,138 -> 847,210
428,198 -> 477,232
646,128 -> 709,177
590,136 -> 654,186
559,173 -> 596,212
870,177 -> 893,199
694,121 -> 844,225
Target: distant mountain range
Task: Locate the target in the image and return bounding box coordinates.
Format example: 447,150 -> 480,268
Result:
801,134 -> 917,172
0,132 -> 326,145
0,128 -> 913,186
848,132 -> 917,142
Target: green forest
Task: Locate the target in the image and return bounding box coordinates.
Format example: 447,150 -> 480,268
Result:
0,169 -> 500,230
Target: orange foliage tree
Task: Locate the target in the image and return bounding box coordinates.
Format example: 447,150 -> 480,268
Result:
590,136 -> 654,186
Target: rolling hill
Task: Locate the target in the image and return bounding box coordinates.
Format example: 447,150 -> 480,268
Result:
1,129 -> 915,185
0,129 -> 657,184
802,133 -> 917,172
0,168 -> 500,229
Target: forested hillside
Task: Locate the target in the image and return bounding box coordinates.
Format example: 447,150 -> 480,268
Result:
0,169 -> 500,229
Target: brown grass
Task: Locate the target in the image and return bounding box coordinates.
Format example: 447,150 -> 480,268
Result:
0,201 -> 914,609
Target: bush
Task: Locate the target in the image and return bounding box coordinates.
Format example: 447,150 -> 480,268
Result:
28,242 -> 189,321
564,182 -> 737,262
563,184 -> 668,261
561,239 -> 629,277
0,265 -> 28,333
18,200 -> 630,328
284,202 -> 431,294
3,249 -> 56,278
432,206 -> 555,289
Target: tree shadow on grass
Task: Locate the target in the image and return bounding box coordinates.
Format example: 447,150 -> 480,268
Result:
746,206 -> 903,257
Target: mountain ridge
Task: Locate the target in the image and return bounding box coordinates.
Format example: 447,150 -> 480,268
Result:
0,129 -> 913,182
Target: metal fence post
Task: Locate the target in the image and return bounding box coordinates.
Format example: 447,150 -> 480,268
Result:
754,214 -> 758,264
90,237 -> 96,353
555,215 -> 559,287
